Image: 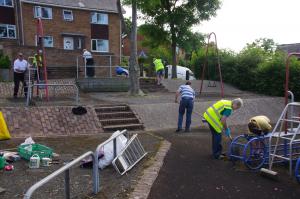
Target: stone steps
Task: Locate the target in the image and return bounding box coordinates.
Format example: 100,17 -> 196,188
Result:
139,78 -> 168,93
99,117 -> 139,126
95,104 -> 144,132
103,123 -> 144,131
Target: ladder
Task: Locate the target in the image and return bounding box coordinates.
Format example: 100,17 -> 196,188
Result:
112,134 -> 147,175
268,102 -> 300,176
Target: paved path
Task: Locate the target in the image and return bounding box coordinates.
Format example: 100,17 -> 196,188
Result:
148,131 -> 300,199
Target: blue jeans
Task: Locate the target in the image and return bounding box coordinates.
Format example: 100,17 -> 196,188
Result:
177,98 -> 194,130
208,124 -> 222,159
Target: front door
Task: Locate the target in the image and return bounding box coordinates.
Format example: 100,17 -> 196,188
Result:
64,37 -> 74,50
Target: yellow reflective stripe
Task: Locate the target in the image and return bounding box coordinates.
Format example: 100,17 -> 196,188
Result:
205,111 -> 222,131
211,106 -> 221,118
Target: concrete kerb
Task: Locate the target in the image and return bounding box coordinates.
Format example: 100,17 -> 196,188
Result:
129,140 -> 171,199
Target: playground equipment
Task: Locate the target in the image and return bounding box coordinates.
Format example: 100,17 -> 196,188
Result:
112,134 -> 147,175
261,52 -> 300,179
229,102 -> 300,171
26,18 -> 79,106
199,32 -> 224,98
296,157 -> 300,182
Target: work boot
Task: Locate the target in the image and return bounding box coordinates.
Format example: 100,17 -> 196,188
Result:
175,129 -> 182,133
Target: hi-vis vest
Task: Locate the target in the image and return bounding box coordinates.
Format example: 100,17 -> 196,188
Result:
32,55 -> 42,67
153,59 -> 164,72
203,100 -> 232,133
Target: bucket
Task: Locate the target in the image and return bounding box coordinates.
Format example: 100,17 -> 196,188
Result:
41,157 -> 51,166
29,154 -> 40,169
0,155 -> 6,170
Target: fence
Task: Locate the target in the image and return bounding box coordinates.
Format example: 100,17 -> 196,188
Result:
77,55 -> 130,78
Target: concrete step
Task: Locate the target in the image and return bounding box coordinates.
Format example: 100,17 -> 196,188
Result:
99,117 -> 139,126
103,123 -> 144,131
95,105 -> 130,113
97,111 -> 135,119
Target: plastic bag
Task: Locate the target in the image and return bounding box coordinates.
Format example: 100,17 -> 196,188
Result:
98,131 -> 128,169
20,137 -> 35,145
0,111 -> 11,140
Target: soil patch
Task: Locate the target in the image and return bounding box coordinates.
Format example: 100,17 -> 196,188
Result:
0,133 -> 161,199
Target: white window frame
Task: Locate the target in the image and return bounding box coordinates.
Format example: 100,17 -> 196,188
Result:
34,6 -> 53,19
63,9 -> 73,21
35,35 -> 54,47
0,24 -> 16,39
91,39 -> 109,52
0,0 -> 13,7
90,12 -> 108,25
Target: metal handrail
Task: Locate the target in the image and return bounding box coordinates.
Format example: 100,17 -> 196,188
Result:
23,151 -> 96,199
93,129 -> 128,193
76,55 -> 130,78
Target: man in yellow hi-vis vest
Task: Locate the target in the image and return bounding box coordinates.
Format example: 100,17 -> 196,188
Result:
153,58 -> 165,85
203,98 -> 243,159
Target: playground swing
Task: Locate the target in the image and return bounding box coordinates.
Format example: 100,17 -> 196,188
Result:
199,32 -> 224,98
207,56 -> 218,88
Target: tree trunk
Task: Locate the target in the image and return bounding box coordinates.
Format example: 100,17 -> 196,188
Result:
129,0 -> 140,95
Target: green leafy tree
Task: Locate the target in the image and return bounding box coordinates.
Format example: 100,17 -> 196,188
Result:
123,0 -> 221,78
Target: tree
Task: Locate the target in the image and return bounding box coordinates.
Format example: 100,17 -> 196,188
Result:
128,0 -> 141,95
123,0 -> 221,78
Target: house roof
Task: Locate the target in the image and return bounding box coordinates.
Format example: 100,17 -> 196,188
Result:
22,0 -> 119,13
277,43 -> 300,53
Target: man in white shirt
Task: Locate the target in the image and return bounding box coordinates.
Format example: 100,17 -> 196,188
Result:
83,49 -> 95,77
13,52 -> 28,98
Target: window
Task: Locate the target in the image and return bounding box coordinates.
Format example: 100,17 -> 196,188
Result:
91,12 -> 108,24
63,10 -> 73,21
34,6 -> 52,19
0,24 -> 16,39
35,35 -> 54,47
91,39 -> 109,52
0,0 -> 13,7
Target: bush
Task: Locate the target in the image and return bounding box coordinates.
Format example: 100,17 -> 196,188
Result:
0,54 -> 11,69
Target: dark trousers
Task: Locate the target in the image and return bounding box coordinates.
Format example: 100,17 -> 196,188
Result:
14,72 -> 27,97
208,124 -> 222,159
86,58 -> 95,77
177,98 -> 194,130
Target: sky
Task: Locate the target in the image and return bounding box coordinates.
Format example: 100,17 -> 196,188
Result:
195,0 -> 300,52
124,0 -> 300,52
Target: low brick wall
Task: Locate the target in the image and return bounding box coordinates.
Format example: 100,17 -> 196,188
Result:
0,79 -> 77,98
0,106 -> 103,138
77,77 -> 129,92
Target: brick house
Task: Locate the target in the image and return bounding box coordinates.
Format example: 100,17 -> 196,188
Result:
0,0 -> 122,79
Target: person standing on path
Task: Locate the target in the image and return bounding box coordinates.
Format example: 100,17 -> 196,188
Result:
203,98 -> 243,159
175,81 -> 195,133
13,52 -> 29,98
153,58 -> 165,85
83,49 -> 95,77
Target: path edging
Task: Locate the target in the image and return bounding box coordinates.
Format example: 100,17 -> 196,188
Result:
129,140 -> 171,199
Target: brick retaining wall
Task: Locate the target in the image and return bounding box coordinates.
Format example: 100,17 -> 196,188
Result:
0,106 -> 103,137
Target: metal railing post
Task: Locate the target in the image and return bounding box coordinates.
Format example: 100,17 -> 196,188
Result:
93,130 -> 127,194
109,56 -> 112,78
65,169 -> 70,199
84,58 -> 87,78
76,56 -> 79,79
113,138 -> 117,158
